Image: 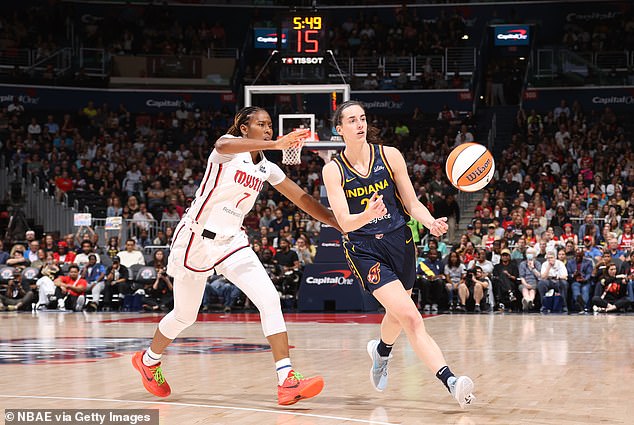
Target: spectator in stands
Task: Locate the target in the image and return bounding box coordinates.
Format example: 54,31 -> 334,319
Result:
591,263 -> 630,313
75,240 -> 100,269
293,236 -> 314,267
492,248 -> 520,311
142,250 -> 174,312
518,248 -> 541,312
100,256 -> 128,311
202,274 -> 240,313
23,240 -> 40,263
467,249 -> 494,278
582,235 -> 603,262
578,214 -> 600,243
465,224 -> 481,247
0,270 -> 35,311
559,223 -> 578,247
53,264 -> 87,311
35,265 -> 58,310
269,208 -> 290,236
417,249 -> 445,313
0,241 -> 10,265
481,223 -> 498,250
566,249 -> 594,313
117,239 -> 145,268
457,265 -> 490,313
107,197 -> 123,217
54,170 -> 74,202
606,237 -> 627,264
618,223 -> 634,252
7,244 -> 30,272
53,241 -> 76,265
444,251 -> 465,310
511,237 -> 528,261
538,250 -> 569,313
132,202 -> 155,235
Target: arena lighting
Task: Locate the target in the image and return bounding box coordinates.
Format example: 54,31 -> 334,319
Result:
519,57 -> 526,61
461,34 -> 469,40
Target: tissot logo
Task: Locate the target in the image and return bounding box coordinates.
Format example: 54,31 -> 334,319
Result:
496,29 -> 528,40
305,269 -> 354,286
282,57 -> 324,65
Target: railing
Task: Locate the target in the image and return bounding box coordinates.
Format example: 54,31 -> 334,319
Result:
529,47 -> 632,85
26,47 -> 73,76
326,53 -> 455,79
0,48 -> 33,69
445,47 -> 477,77
79,48 -> 109,76
487,113 -> 496,152
23,173 -> 74,237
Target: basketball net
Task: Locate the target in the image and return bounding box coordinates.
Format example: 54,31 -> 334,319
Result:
282,145 -> 302,165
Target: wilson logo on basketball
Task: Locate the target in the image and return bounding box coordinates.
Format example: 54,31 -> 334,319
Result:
234,170 -> 264,192
463,157 -> 492,182
367,262 -> 381,284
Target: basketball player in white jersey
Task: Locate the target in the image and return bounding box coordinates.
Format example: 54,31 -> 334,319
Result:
132,106 -> 341,405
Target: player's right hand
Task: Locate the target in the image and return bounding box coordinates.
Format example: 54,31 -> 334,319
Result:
275,128 -> 310,150
365,192 -> 387,221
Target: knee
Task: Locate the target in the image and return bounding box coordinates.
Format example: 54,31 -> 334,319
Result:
395,308 -> 423,333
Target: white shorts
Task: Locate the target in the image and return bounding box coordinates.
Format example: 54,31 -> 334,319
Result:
162,219 -> 286,337
167,219 -> 250,280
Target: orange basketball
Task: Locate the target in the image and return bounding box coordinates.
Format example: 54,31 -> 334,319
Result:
445,143 -> 495,192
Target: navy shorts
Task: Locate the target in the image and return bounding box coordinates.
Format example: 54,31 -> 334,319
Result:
342,225 -> 417,293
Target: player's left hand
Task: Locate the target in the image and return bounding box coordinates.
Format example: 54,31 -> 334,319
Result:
429,217 -> 448,237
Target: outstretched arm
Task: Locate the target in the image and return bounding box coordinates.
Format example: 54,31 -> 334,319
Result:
274,177 -> 342,233
214,129 -> 309,154
321,161 -> 387,233
383,146 -> 448,237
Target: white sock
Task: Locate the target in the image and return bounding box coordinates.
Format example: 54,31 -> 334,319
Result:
275,358 -> 292,385
143,347 -> 162,367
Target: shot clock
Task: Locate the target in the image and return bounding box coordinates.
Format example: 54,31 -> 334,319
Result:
290,15 -> 324,54
279,13 -> 328,81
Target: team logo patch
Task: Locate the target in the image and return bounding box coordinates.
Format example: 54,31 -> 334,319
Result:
0,337 -> 271,365
367,262 -> 381,285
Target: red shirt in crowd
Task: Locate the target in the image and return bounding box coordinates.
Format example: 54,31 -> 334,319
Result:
59,275 -> 87,297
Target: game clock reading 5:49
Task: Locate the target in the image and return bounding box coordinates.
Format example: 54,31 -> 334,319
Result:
290,15 -> 325,54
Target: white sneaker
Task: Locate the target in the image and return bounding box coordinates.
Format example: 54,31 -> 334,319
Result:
449,376 -> 476,408
431,304 -> 439,313
423,304 -> 431,313
75,295 -> 85,312
367,339 -> 391,392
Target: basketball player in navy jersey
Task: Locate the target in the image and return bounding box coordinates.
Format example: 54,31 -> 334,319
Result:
132,107 -> 341,406
322,101 -> 475,408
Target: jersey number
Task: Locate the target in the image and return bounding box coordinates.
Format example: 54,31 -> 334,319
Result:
236,192 -> 251,207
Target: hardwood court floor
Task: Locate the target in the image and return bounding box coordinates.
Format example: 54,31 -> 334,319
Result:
0,311 -> 632,425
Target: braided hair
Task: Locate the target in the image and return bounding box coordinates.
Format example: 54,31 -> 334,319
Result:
227,106 -> 267,137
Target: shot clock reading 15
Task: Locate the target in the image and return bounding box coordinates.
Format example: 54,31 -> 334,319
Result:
290,15 -> 324,54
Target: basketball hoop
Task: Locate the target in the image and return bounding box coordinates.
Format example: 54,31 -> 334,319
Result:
282,145 -> 302,166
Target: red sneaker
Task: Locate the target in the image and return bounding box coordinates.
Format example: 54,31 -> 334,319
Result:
277,370 -> 324,406
131,351 -> 171,397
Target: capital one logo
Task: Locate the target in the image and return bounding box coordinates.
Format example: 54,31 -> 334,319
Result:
305,269 -> 354,286
497,29 -> 528,40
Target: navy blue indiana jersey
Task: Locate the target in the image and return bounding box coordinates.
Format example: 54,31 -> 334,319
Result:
331,143 -> 409,237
